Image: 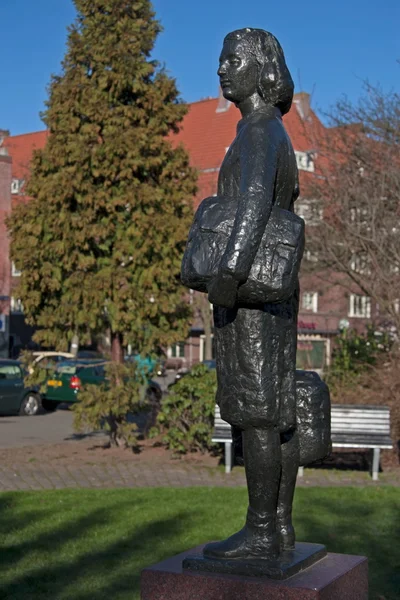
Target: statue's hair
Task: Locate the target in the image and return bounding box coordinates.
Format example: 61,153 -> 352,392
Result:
224,28 -> 294,116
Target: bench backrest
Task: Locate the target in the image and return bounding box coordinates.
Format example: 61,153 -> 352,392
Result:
214,405 -> 228,429
214,404 -> 391,436
331,405 -> 391,435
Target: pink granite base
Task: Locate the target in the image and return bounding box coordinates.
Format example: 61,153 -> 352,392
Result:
141,544 -> 368,600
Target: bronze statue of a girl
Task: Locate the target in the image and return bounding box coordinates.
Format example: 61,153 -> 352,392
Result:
204,27 -> 300,562
182,28 -> 329,574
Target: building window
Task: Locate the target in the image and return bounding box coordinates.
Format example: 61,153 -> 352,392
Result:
200,335 -> 215,361
10,297 -> 24,314
349,294 -> 371,318
295,151 -> 315,173
11,262 -> 22,277
350,254 -> 370,275
302,291 -> 318,313
11,178 -> 24,195
0,364 -> 22,380
296,199 -> 322,225
304,249 -> 318,263
171,342 -> 185,358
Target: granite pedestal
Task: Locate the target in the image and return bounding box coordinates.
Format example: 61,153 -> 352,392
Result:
141,544 -> 368,600
183,542 -> 326,579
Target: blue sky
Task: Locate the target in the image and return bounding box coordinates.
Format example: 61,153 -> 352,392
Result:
1,0 -> 399,135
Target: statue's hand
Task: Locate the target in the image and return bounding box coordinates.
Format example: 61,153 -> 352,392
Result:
207,273 -> 238,308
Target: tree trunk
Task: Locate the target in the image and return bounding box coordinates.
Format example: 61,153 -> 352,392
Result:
70,333 -> 79,357
197,294 -> 213,361
203,317 -> 213,361
111,332 -> 124,363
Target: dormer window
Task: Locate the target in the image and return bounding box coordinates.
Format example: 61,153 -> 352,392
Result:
11,178 -> 24,194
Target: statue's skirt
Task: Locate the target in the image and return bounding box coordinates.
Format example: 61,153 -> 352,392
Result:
213,289 -> 298,430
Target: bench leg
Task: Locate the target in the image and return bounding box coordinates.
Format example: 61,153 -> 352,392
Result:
298,466 -> 304,477
225,441 -> 232,474
372,448 -> 380,481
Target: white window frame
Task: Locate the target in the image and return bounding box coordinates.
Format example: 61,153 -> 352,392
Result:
350,254 -> 370,275
10,297 -> 24,314
199,334 -> 215,362
11,178 -> 24,195
304,249 -> 318,263
168,342 -> 185,359
11,262 -> 22,277
296,199 -> 322,225
302,291 -> 318,313
349,294 -> 371,318
295,151 -> 315,173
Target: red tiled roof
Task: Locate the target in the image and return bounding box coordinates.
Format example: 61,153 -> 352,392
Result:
170,94 -> 321,172
3,94 -> 325,205
169,94 -> 325,203
3,130 -> 48,181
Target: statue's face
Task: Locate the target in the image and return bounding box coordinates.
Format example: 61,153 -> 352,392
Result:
218,39 -> 259,104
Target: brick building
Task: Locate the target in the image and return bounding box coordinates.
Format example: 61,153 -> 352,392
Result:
0,93 -> 375,366
0,132 -> 12,357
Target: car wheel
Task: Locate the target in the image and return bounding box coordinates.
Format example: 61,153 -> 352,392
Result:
146,384 -> 162,404
19,394 -> 42,416
42,399 -> 60,412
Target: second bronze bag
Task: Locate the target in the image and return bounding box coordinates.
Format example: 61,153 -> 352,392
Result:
296,370 -> 332,466
181,195 -> 305,304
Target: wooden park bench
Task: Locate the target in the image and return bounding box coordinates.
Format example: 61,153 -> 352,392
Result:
212,404 -> 393,480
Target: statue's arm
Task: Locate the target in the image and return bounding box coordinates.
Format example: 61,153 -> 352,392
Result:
219,121 -> 278,283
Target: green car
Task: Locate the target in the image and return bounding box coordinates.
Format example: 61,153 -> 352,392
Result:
43,359 -> 162,410
0,359 -> 42,416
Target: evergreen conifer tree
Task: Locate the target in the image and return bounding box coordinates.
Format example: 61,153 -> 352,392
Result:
9,0 -> 197,361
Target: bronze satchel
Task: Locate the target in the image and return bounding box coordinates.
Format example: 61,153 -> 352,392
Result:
181,195 -> 305,304
296,370 -> 332,466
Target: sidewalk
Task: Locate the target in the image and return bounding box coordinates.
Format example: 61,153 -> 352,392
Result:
0,441 -> 398,491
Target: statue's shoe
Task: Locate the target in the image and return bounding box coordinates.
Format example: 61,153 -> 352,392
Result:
203,526 -> 280,561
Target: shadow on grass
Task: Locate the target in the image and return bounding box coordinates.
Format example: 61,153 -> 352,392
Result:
294,488 -> 400,600
0,491 -> 194,600
0,488 -> 399,600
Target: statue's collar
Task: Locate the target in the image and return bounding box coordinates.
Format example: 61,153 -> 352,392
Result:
237,105 -> 281,130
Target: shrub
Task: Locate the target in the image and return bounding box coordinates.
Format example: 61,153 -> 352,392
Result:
153,363 -> 217,454
325,326 -> 391,391
73,361 -> 149,450
325,328 -> 399,456
19,350 -> 56,393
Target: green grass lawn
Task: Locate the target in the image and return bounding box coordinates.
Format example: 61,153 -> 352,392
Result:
0,487 -> 399,600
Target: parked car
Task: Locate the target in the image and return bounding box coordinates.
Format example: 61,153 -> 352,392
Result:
202,359 -> 216,370
168,359 -> 216,388
28,351 -> 106,376
124,354 -> 166,377
43,359 -> 162,410
0,359 -> 42,416
31,351 -> 75,373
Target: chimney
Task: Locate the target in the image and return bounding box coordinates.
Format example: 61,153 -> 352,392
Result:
0,129 -> 10,148
216,87 -> 231,113
293,92 -> 311,121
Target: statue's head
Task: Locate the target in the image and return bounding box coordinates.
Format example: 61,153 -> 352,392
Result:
218,28 -> 294,115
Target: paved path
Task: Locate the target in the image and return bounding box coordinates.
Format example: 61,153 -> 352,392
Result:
0,372 -> 173,450
0,409 -> 101,449
0,454 -> 399,491
0,407 -> 399,491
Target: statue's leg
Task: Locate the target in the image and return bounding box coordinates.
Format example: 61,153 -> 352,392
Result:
277,429 -> 299,550
203,427 -> 281,560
